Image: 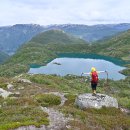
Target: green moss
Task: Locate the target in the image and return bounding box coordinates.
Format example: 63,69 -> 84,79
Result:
64,94 -> 77,106
86,107 -> 121,116
121,67 -> 130,76
118,97 -> 130,109
35,94 -> 61,107
0,83 -> 8,89
30,75 -> 52,85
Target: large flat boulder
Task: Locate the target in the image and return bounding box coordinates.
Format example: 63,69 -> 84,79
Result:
75,93 -> 118,109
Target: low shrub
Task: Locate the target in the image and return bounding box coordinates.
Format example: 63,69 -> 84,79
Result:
35,94 -> 61,107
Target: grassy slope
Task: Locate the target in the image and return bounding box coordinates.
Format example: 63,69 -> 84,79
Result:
0,74 -> 130,129
93,30 -> 130,60
92,30 -> 130,76
0,51 -> 9,64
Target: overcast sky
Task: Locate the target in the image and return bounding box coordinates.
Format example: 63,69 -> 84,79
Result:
0,0 -> 130,26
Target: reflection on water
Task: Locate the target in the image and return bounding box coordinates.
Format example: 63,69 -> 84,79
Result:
29,58 -> 126,80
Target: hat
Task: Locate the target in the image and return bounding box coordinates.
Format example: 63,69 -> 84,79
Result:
91,67 -> 96,72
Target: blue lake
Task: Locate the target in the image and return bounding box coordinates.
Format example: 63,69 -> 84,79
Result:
29,55 -> 126,80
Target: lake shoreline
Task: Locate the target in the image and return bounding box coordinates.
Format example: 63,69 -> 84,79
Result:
29,53 -> 126,80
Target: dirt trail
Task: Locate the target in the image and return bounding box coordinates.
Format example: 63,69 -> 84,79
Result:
15,92 -> 71,130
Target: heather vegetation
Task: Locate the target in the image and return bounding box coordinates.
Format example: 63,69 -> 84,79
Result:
0,74 -> 130,129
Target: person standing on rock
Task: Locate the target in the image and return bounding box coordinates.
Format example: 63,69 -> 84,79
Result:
90,67 -> 99,96
82,67 -> 108,96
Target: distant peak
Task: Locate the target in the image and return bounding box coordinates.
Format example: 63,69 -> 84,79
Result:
12,24 -> 41,27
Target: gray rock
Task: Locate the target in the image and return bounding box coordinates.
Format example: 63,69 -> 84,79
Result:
120,107 -> 130,114
10,92 -> 20,97
18,87 -> 24,90
75,93 -> 118,109
18,78 -> 32,84
7,83 -> 14,90
0,88 -> 13,98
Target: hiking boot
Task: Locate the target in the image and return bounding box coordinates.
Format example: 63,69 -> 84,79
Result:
92,93 -> 96,96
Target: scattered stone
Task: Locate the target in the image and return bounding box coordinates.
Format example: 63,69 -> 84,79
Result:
18,87 -> 24,90
10,92 -> 20,97
66,125 -> 71,129
7,83 -> 14,90
41,107 -> 70,130
75,93 -> 118,109
18,78 -> 32,84
0,88 -> 13,98
120,107 -> 130,114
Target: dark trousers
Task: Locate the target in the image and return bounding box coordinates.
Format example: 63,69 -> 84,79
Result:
91,83 -> 97,90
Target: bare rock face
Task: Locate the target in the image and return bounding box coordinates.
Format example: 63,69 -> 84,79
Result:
75,93 -> 118,109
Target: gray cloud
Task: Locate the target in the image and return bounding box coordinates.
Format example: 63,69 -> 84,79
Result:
0,0 -> 130,26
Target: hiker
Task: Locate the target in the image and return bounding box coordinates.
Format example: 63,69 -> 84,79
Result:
81,67 -> 107,96
90,67 -> 98,96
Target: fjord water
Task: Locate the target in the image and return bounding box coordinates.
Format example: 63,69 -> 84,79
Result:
29,55 -> 126,80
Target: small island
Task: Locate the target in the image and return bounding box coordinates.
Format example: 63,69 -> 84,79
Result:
53,62 -> 61,65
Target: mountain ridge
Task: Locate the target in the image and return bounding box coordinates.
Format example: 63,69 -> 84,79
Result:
1,23 -> 130,54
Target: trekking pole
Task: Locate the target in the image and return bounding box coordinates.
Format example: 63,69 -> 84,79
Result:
105,71 -> 108,85
103,71 -> 110,93
94,71 -> 109,92
81,72 -> 90,77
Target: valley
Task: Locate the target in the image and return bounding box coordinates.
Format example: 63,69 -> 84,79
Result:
0,25 -> 130,130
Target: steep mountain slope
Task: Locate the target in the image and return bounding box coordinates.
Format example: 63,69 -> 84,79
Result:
1,23 -> 130,54
0,24 -> 44,54
93,29 -> 130,76
0,51 -> 9,64
93,29 -> 130,61
0,30 -> 90,77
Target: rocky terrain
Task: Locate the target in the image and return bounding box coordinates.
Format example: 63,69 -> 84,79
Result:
0,74 -> 130,130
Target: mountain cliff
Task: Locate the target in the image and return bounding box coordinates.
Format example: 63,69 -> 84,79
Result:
0,51 -> 9,64
0,24 -> 44,54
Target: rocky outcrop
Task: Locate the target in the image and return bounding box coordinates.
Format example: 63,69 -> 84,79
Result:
75,93 -> 118,109
0,88 -> 12,98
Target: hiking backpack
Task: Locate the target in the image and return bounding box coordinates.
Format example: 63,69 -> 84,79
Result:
91,71 -> 98,83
